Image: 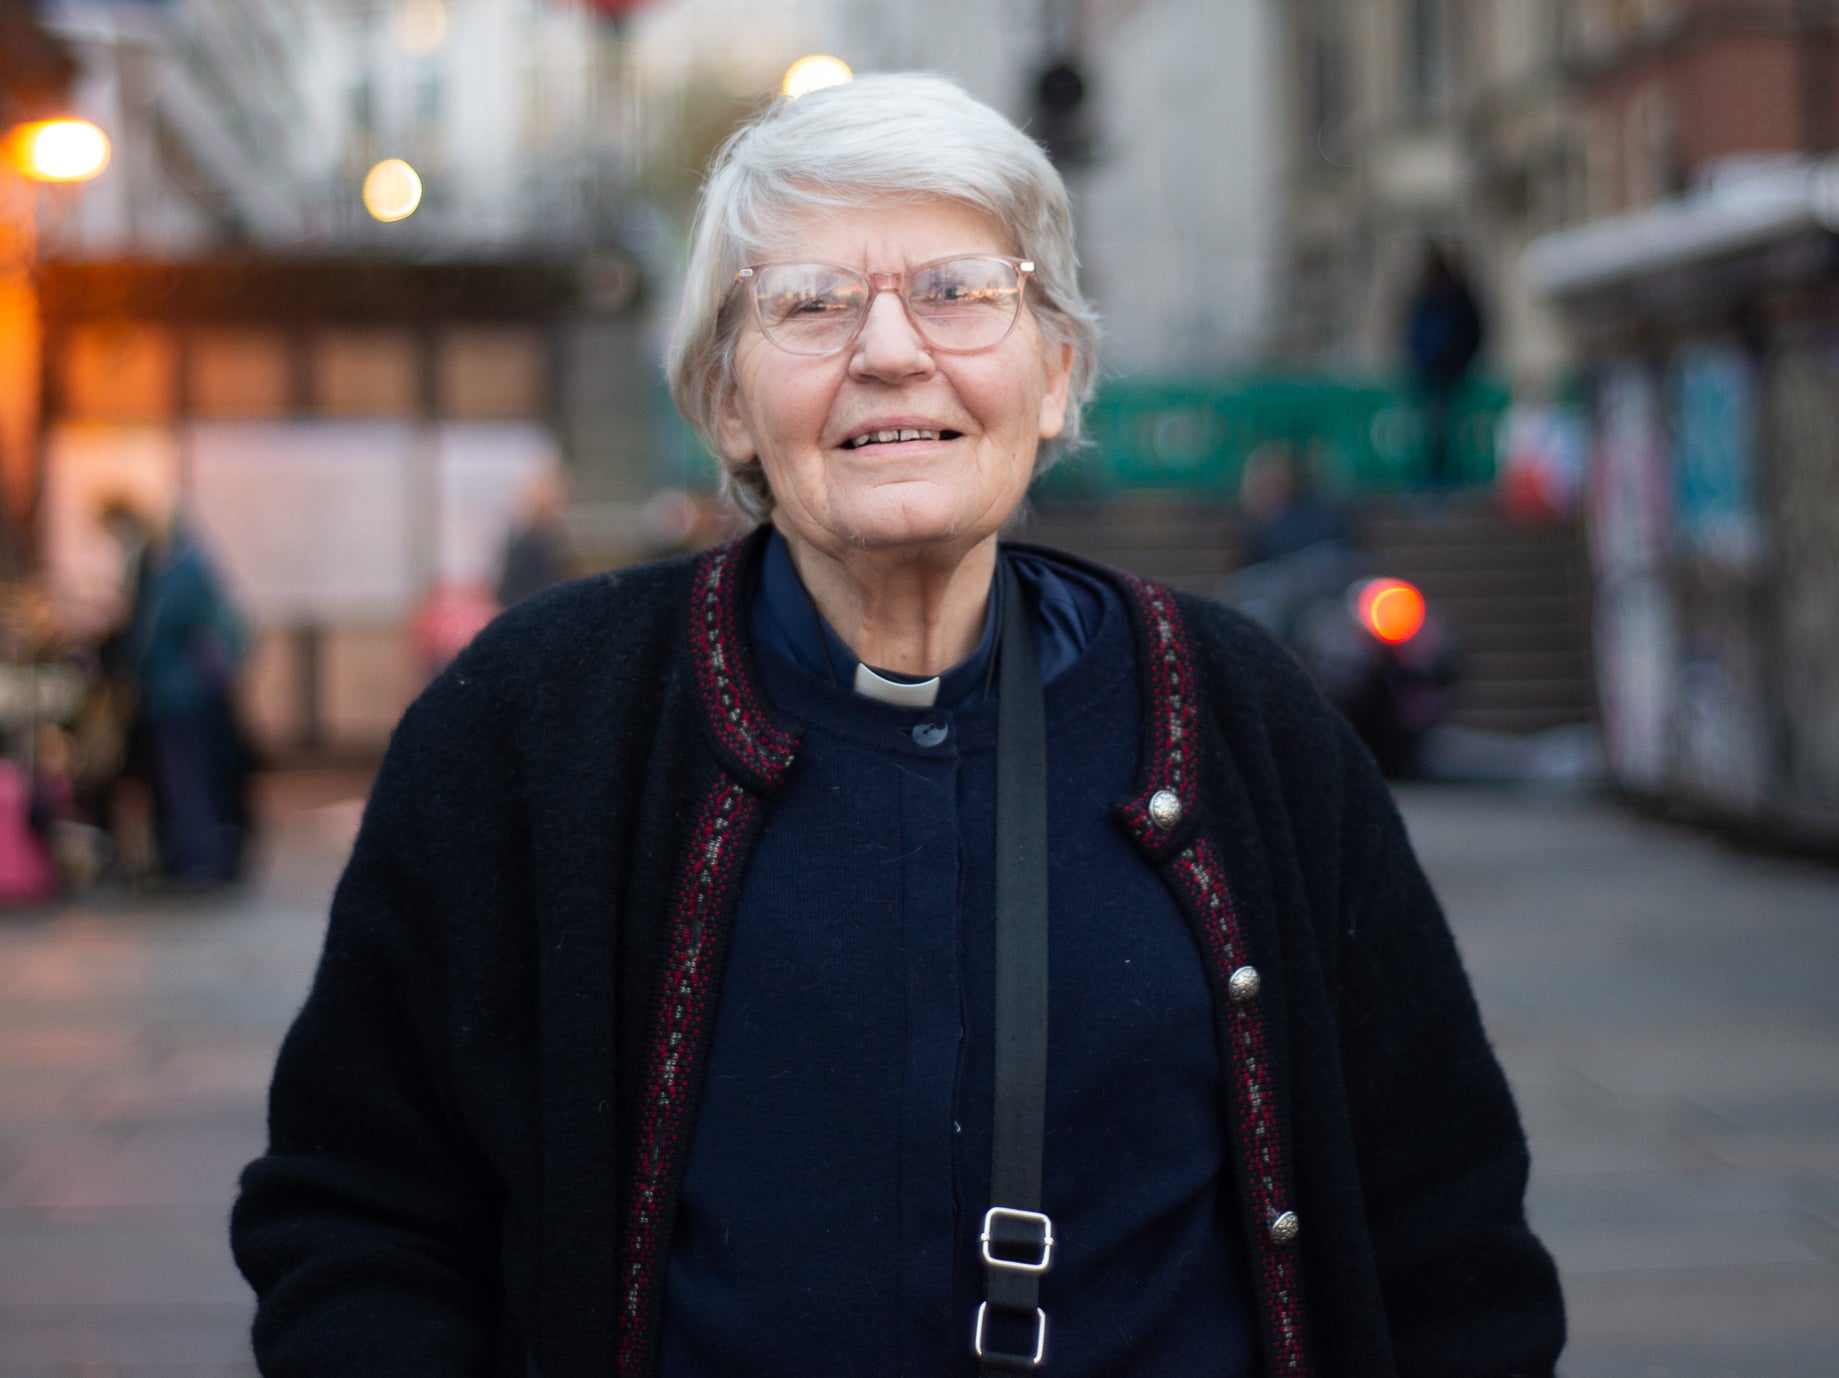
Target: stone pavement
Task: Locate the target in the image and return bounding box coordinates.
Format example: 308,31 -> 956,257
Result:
0,772 -> 364,1378
1399,784 -> 1839,1378
0,771 -> 1832,1376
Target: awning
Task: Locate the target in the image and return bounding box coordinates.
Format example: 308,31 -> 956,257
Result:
1522,158 -> 1839,297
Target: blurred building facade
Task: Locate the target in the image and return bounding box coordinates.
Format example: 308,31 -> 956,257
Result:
1278,0 -> 1588,385
38,0 -> 334,254
1522,2 -> 1839,846
34,0 -> 641,256
1277,0 -> 1839,840
12,3 -> 655,761
1071,0 -> 1282,373
308,0 -> 620,250
1279,0 -> 1839,384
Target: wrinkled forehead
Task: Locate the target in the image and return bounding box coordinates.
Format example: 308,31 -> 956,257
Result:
735,190 -> 1018,269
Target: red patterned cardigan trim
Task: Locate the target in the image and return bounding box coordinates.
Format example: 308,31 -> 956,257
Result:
1117,573 -> 1316,1378
616,540 -> 797,1377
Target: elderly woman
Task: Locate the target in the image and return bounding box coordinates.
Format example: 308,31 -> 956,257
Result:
233,75 -> 1563,1378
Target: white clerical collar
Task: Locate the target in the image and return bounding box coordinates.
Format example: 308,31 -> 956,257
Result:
852,661 -> 941,707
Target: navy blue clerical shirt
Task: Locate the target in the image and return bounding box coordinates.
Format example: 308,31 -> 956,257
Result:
657,532 -> 1257,1377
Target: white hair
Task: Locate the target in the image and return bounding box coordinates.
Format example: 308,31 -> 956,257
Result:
665,72 -> 1102,523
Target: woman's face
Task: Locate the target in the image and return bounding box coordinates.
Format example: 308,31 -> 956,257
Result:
716,197 -> 1074,564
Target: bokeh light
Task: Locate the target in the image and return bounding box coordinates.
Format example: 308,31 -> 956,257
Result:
781,55 -> 853,100
362,158 -> 424,222
1357,579 -> 1427,644
9,119 -> 111,182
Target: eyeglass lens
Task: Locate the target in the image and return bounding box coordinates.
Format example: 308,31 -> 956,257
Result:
750,257 -> 1024,355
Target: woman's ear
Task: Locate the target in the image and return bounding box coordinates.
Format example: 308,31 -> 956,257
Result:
715,389 -> 758,465
1036,340 -> 1075,442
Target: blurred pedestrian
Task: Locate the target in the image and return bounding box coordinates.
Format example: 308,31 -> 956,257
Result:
1237,440 -> 1352,566
101,502 -> 252,887
495,468 -> 572,608
235,75 -> 1562,1378
1403,241 -> 1486,491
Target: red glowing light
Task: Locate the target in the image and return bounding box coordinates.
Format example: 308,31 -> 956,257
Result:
1357,579 -> 1426,644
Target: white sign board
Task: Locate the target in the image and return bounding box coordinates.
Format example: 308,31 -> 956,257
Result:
187,420 -> 420,622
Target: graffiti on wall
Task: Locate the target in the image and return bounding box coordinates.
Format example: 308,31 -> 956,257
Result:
1661,341 -> 1771,810
1668,341 -> 1767,574
1589,361 -> 1673,789
1668,583 -> 1770,813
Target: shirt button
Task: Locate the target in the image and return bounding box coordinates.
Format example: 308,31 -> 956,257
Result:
911,720 -> 950,748
1269,1210 -> 1300,1246
1228,965 -> 1262,1004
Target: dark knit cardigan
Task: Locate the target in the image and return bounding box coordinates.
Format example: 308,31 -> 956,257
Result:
232,529 -> 1565,1378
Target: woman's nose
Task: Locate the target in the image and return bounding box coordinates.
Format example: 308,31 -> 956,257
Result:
848,291 -> 935,382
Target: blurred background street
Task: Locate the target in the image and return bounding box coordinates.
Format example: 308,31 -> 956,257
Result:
0,775 -> 1835,1377
3,0 -> 1839,1372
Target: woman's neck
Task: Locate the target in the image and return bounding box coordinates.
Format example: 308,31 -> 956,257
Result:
778,526 -> 997,678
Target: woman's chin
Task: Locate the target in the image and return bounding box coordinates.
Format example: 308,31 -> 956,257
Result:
827,489 -> 993,553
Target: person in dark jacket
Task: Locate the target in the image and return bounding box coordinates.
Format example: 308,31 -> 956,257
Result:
495,469 -> 573,609
103,503 -> 251,885
1403,242 -> 1486,491
233,74 -> 1563,1378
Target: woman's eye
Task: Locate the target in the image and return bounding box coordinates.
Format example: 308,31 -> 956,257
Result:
765,291 -> 846,323
916,281 -> 1000,309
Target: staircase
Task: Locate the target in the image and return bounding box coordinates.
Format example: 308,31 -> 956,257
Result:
1016,494 -> 1594,734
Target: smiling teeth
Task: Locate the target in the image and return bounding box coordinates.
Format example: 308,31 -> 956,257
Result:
845,428 -> 941,449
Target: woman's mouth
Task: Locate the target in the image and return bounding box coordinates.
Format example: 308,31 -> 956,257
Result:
840,428 -> 962,451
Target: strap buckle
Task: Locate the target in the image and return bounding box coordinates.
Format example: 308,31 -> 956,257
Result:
980,1206 -> 1055,1273
974,1301 -> 1048,1368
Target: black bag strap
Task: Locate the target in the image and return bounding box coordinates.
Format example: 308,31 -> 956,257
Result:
977,556 -> 1053,1372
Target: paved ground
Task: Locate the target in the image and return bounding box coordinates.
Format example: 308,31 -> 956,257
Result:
0,772 -> 362,1378
1401,784 -> 1839,1378
0,771 -> 1833,1376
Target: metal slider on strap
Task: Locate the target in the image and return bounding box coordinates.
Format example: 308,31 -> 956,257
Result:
980,1206 -> 1055,1274
974,1301 -> 1048,1368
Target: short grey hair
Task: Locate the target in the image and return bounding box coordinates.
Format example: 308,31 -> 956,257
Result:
665,72 -> 1101,524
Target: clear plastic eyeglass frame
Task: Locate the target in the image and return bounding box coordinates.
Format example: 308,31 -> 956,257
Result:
733,254 -> 1037,357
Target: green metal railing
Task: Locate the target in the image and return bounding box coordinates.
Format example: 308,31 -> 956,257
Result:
1041,374 -> 1510,497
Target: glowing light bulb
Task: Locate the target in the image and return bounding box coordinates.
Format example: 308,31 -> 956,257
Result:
363,159 -> 423,222
781,55 -> 853,100
10,119 -> 110,182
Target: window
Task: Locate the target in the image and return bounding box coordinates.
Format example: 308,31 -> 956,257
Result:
351,75 -> 375,138
1626,86 -> 1684,207
1542,0 -> 1570,62
414,66 -> 442,136
1307,0 -> 1350,165
1406,0 -> 1453,117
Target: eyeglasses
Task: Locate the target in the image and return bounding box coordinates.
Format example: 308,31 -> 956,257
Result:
734,254 -> 1036,356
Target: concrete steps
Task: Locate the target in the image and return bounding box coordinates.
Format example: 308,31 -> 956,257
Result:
1017,495 -> 1594,734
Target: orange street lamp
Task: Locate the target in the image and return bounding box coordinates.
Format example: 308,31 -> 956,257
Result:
6,118 -> 111,182
781,55 -> 852,100
362,158 -> 423,222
